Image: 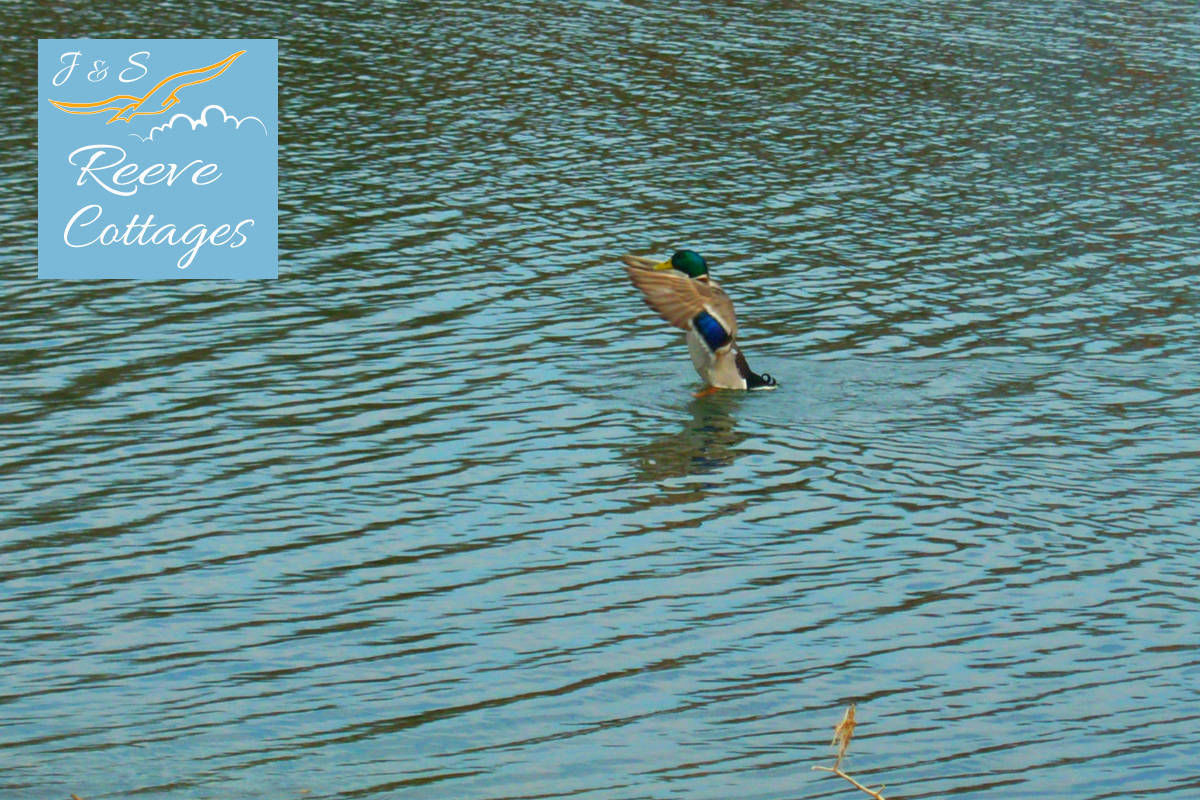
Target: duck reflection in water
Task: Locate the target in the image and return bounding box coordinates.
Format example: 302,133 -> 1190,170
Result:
627,392 -> 749,482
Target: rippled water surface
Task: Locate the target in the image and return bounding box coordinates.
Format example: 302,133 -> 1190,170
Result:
4,2 -> 1200,798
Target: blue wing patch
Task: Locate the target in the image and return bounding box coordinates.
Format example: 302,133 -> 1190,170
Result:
692,310 -> 731,351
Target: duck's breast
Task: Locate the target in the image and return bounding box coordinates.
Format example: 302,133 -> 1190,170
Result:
686,329 -> 746,389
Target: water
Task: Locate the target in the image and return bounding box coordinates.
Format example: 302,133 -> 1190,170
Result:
3,2 -> 1200,798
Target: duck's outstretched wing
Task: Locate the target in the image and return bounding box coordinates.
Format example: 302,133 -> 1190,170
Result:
621,254 -> 662,271
622,254 -> 738,345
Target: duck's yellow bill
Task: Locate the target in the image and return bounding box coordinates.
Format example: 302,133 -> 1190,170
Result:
652,260 -> 673,270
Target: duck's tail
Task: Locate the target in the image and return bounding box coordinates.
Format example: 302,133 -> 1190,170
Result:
747,371 -> 777,390
735,349 -> 777,390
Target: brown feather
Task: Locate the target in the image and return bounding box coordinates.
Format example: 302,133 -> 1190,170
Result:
622,258 -> 738,338
620,254 -> 661,271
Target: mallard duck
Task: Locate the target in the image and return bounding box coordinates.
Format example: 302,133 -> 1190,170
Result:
623,249 -> 777,394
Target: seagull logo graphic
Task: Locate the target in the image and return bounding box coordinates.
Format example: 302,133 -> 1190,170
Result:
48,50 -> 245,124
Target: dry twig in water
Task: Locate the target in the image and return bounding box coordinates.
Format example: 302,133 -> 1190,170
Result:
812,704 -> 889,799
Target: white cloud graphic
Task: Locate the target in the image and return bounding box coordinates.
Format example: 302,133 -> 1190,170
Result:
129,104 -> 269,143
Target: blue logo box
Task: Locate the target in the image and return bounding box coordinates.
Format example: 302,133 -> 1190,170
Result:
38,39 -> 277,279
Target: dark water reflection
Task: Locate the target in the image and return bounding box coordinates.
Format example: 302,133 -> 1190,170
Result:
628,395 -> 750,480
3,2 -> 1200,799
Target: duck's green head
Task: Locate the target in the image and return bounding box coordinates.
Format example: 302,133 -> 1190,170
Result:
654,249 -> 709,278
